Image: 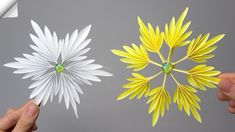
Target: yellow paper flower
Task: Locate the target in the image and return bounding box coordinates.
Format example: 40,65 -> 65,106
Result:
112,7 -> 225,127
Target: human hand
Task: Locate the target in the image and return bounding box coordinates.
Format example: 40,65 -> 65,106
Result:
217,73 -> 235,114
0,100 -> 40,132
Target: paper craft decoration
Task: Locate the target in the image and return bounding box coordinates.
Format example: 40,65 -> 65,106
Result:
112,7 -> 225,126
0,0 -> 18,19
4,21 -> 112,117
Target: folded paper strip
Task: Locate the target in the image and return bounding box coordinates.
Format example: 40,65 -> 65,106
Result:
0,0 -> 18,18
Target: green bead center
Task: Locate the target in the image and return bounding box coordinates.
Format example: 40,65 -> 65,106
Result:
55,63 -> 64,73
162,62 -> 174,74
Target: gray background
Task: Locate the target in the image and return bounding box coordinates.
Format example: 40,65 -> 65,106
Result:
0,0 -> 234,131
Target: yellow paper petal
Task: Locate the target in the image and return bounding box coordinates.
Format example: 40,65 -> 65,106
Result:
112,44 -> 150,71
138,17 -> 163,52
187,65 -> 221,90
148,87 -> 171,127
174,84 -> 202,123
187,34 -> 225,62
117,73 -> 150,100
163,7 -> 192,48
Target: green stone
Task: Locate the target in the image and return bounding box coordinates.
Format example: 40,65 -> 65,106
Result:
55,63 -> 64,73
162,62 -> 174,74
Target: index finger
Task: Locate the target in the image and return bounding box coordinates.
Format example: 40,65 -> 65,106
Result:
219,73 -> 235,79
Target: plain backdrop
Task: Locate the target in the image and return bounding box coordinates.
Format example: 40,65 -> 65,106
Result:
0,0 -> 235,132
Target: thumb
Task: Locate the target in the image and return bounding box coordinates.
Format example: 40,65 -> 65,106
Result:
12,102 -> 39,132
219,79 -> 235,100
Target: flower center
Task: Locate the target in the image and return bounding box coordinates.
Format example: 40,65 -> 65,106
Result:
162,62 -> 174,74
55,63 -> 64,73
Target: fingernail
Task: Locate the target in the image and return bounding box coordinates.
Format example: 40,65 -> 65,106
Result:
220,79 -> 234,92
26,103 -> 38,117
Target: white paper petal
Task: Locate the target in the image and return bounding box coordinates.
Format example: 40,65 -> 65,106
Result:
67,39 -> 91,61
64,74 -> 83,95
53,32 -> 60,61
67,48 -> 91,62
30,45 -> 55,62
83,70 -> 113,76
61,25 -> 91,63
30,20 -> 60,63
30,73 -> 54,101
61,33 -> 70,62
44,26 -> 56,60
76,25 -> 91,46
68,30 -> 78,50
67,87 -> 78,118
42,79 -> 53,106
23,69 -> 48,80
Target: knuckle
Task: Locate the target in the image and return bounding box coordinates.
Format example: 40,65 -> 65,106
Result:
228,100 -> 235,107
2,115 -> 17,125
217,92 -> 228,101
228,107 -> 235,114
6,108 -> 16,114
17,118 -> 32,129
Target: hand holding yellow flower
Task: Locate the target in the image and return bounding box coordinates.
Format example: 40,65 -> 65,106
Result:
112,7 -> 225,127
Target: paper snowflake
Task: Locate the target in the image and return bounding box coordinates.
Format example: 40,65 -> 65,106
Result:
112,7 -> 225,126
4,20 -> 112,117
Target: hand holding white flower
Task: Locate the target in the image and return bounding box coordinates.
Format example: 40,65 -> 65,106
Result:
4,20 -> 113,118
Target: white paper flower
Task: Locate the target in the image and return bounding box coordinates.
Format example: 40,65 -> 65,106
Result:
4,20 -> 113,117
